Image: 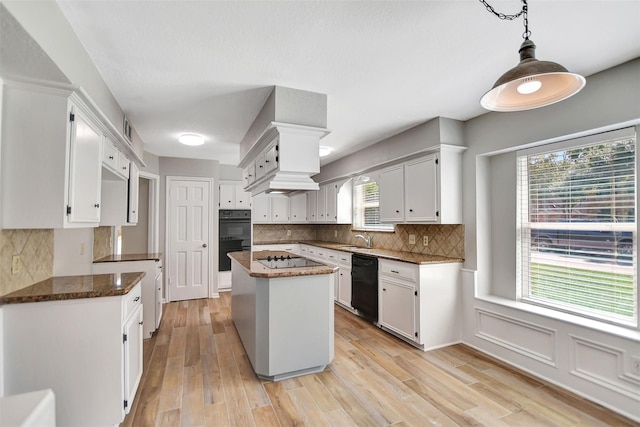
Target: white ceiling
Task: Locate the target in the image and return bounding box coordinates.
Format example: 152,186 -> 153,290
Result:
55,1 -> 640,166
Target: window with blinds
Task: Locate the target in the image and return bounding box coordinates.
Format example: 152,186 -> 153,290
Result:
517,128 -> 637,326
352,178 -> 394,231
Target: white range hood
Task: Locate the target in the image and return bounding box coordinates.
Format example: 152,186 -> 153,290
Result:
239,122 -> 330,195
238,86 -> 329,195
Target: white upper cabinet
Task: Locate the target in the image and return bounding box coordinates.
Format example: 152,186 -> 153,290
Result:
235,186 -> 251,208
304,179 -> 352,224
252,193 -> 289,223
270,196 -> 289,222
379,165 -> 405,223
1,83 -> 103,228
219,184 -> 236,209
404,155 -> 437,222
67,105 -> 103,224
378,146 -> 465,224
307,191 -> 318,223
128,162 -> 140,224
219,182 -> 251,209
289,192 -> 307,223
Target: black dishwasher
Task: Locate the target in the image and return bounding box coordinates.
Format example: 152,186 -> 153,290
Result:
351,254 -> 379,322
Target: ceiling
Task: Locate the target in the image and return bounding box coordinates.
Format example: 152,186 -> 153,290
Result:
54,1 -> 640,166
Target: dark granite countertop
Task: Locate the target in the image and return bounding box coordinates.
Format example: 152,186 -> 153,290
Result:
94,253 -> 163,263
254,240 -> 463,265
0,272 -> 145,304
228,251 -> 337,278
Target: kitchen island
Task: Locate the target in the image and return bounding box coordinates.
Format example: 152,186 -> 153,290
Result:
228,251 -> 337,381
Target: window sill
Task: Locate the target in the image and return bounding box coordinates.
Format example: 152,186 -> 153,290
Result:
474,293 -> 640,342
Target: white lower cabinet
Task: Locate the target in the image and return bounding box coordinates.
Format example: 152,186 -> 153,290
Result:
93,259 -> 164,338
303,246 -> 353,311
338,266 -> 352,308
2,283 -> 143,426
379,276 -> 417,341
123,303 -> 143,414
378,259 -> 461,350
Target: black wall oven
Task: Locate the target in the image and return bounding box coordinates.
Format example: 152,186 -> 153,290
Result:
219,210 -> 251,271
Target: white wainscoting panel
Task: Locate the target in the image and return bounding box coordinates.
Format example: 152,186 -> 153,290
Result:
570,335 -> 640,401
476,309 -> 557,366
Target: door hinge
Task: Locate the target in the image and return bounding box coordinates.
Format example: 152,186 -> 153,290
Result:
123,333 -> 127,343
66,205 -> 71,215
69,112 -> 75,122
414,290 -> 418,296
415,332 -> 418,338
124,400 -> 128,409
436,211 -> 440,217
435,158 -> 439,165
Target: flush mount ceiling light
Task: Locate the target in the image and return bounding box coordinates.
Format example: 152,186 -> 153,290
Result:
319,146 -> 332,157
479,0 -> 586,112
178,133 -> 204,146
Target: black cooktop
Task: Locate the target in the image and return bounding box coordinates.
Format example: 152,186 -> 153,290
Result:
257,255 -> 324,269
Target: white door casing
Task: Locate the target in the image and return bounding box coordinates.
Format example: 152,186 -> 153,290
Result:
167,177 -> 212,301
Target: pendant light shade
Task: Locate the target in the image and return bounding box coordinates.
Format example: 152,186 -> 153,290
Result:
480,39 -> 586,112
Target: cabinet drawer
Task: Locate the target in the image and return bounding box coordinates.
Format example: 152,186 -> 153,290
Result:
299,245 -> 309,255
337,252 -> 352,268
315,248 -> 327,259
123,283 -> 142,321
325,249 -> 339,265
379,259 -> 417,282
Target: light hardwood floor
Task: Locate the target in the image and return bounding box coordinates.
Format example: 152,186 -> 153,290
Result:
122,292 -> 637,426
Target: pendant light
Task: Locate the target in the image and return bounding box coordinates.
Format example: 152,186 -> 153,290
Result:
479,0 -> 586,112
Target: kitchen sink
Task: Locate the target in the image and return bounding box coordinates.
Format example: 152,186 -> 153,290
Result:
340,246 -> 374,253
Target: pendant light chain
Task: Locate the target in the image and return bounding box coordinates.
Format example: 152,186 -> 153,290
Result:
478,0 -> 531,39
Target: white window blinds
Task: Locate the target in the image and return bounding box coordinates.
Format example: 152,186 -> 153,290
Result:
517,128 -> 637,325
353,179 -> 393,231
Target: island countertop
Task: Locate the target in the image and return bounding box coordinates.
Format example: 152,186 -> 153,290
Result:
94,253 -> 163,263
228,251 -> 337,278
254,240 -> 463,264
0,272 -> 145,304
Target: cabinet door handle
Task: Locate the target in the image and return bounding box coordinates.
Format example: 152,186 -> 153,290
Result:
134,296 -> 140,302
391,270 -> 399,274
265,159 -> 270,163
94,203 -> 100,208
395,210 -> 400,213
139,321 -> 143,325
383,288 -> 386,291
109,155 -> 114,160
122,166 -> 127,170
409,209 -> 413,212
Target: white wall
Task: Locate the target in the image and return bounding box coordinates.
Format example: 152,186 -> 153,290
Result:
461,58 -> 640,421
52,228 -> 94,276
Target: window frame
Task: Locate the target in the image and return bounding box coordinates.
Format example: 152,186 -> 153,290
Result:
351,176 -> 394,232
516,127 -> 637,327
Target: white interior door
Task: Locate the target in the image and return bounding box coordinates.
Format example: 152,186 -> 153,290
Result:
168,178 -> 211,301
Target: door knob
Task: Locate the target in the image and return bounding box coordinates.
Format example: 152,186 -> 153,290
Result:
202,243 -> 208,248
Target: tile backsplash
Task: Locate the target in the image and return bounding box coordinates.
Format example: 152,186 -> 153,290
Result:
93,226 -> 113,260
254,223 -> 464,259
0,229 -> 54,296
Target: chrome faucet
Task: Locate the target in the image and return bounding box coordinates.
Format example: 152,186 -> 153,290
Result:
354,233 -> 372,249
